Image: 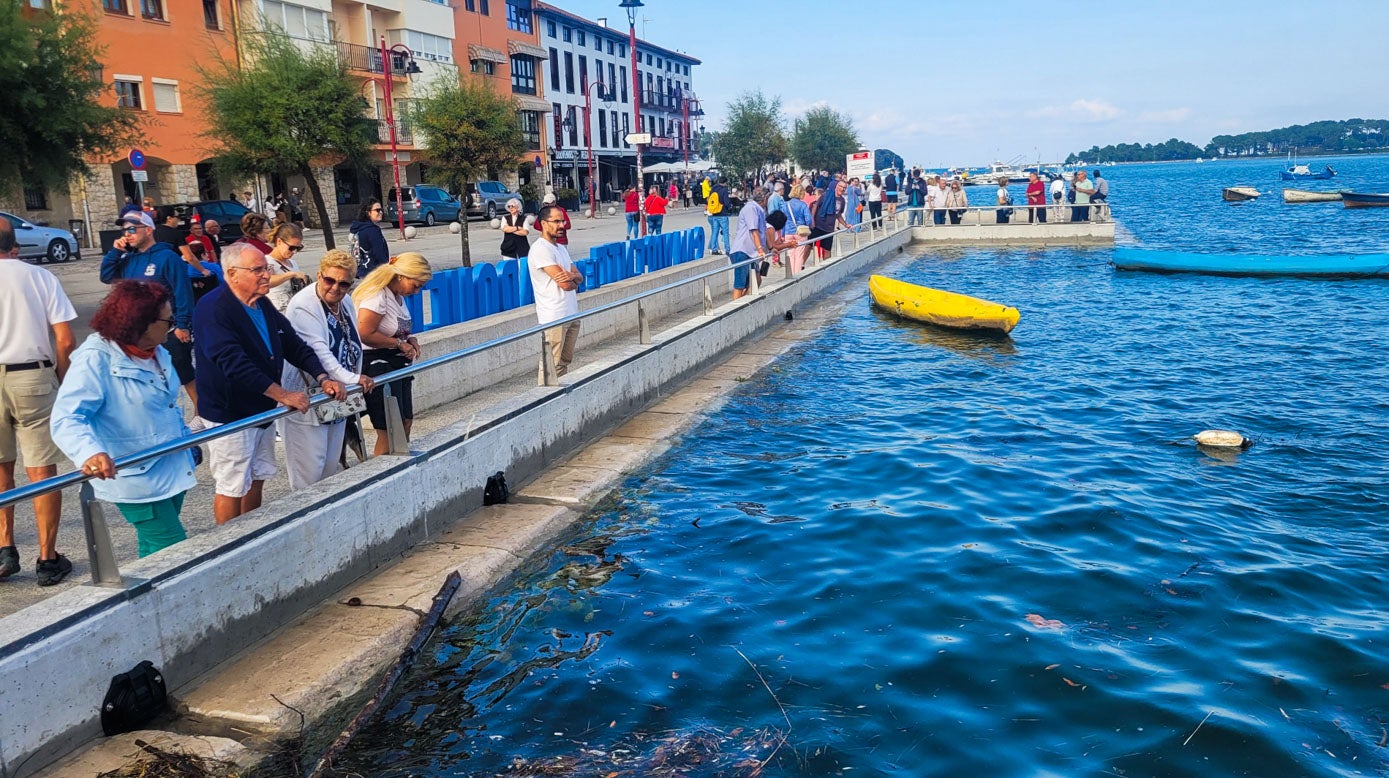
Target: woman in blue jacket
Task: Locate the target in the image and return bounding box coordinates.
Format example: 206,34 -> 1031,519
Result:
51,281 -> 197,557
348,199 -> 390,278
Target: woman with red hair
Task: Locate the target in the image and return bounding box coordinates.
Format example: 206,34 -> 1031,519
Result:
50,280 -> 197,557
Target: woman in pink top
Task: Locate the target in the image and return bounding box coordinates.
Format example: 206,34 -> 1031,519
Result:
667,181 -> 679,207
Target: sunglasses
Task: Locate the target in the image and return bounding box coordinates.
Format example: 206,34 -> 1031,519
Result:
320,275 -> 354,289
156,317 -> 176,326
122,226 -> 141,234
285,243 -> 304,253
369,207 -> 383,214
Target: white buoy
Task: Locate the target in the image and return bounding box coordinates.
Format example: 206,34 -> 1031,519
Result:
606,206 -> 617,216
584,209 -> 593,218
449,221 -> 462,234
490,218 -> 501,230
403,225 -> 417,240
1194,429 -> 1251,449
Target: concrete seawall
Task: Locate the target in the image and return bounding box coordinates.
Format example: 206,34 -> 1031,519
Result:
3,229 -> 912,777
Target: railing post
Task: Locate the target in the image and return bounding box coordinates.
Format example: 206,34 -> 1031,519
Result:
80,482 -> 124,588
381,384 -> 410,455
833,235 -> 842,259
749,261 -> 761,296
854,228 -> 861,250
782,250 -> 791,280
538,332 -> 558,386
637,302 -> 651,344
703,279 -> 713,315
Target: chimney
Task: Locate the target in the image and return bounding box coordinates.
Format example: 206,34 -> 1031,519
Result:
597,16 -> 607,28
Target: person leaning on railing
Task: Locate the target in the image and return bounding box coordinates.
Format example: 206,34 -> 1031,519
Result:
278,250 -> 374,489
353,253 -> 433,457
50,281 -> 196,558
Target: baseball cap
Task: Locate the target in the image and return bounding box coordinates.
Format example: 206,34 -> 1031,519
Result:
115,211 -> 155,228
542,193 -> 556,204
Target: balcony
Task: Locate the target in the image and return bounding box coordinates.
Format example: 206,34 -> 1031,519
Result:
338,41 -> 411,75
640,89 -> 685,113
376,119 -> 414,145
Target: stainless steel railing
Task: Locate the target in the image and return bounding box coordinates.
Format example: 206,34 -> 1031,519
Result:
0,214 -> 910,587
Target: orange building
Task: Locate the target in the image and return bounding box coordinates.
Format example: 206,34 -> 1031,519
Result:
451,0 -> 549,194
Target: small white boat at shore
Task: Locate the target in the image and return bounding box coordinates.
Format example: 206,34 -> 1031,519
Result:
1223,186 -> 1260,202
1282,188 -> 1344,203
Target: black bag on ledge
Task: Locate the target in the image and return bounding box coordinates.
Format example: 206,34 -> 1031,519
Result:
101,660 -> 168,736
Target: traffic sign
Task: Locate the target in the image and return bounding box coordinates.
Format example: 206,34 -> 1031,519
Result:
625,132 -> 652,145
128,149 -> 146,170
130,170 -> 149,183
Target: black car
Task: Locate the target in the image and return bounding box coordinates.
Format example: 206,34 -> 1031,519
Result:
169,200 -> 253,243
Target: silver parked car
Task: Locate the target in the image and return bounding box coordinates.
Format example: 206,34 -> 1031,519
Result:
2,212 -> 80,263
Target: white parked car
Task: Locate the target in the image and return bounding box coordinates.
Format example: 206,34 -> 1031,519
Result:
2,212 -> 79,263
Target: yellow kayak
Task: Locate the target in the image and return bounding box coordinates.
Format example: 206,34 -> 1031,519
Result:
868,275 -> 1020,334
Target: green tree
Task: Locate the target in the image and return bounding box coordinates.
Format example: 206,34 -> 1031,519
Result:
789,107 -> 859,175
0,3 -> 141,191
199,32 -> 373,248
412,76 -> 527,267
711,91 -> 787,182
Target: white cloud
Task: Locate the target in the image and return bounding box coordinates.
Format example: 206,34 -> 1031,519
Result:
1137,107 -> 1193,123
782,98 -> 832,119
1026,99 -> 1124,122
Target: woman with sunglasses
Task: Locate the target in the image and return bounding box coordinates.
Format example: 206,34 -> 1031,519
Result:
50,281 -> 197,558
264,223 -> 312,312
349,199 -> 390,278
278,250 -> 374,488
353,253 -> 432,456
499,198 -> 530,260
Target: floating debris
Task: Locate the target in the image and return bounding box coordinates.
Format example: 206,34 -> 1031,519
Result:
1194,429 -> 1252,449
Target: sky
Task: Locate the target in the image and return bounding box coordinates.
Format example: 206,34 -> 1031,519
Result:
552,0 -> 1389,167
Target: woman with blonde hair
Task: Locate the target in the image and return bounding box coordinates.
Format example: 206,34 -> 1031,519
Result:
353,253 -> 432,456
264,222 -> 311,311
278,249 -> 374,486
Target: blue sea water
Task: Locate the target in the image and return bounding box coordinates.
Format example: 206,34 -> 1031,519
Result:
340,157 -> 1389,777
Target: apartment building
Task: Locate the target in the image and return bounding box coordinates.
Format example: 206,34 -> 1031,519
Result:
533,2 -> 700,203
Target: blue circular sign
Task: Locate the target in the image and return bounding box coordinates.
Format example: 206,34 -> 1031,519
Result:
128,149 -> 146,170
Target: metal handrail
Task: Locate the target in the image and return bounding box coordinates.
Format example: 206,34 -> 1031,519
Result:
0,216 -> 906,514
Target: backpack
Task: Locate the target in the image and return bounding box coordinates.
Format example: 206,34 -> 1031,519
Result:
706,191 -> 722,215
348,228 -> 370,276
483,471 -> 509,505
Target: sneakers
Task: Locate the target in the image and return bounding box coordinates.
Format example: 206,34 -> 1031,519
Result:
36,554 -> 72,587
0,546 -> 18,579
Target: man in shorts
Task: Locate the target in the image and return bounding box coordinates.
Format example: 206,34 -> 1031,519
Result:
0,220 -> 78,585
194,243 -> 344,523
729,187 -> 769,301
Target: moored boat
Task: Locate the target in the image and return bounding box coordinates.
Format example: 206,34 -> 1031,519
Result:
1282,188 -> 1343,203
868,275 -> 1020,333
1113,247 -> 1389,277
1222,186 -> 1260,201
1341,192 -> 1389,208
1279,164 -> 1337,181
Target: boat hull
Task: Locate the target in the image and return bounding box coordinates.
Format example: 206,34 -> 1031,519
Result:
1113,248 -> 1389,277
1282,189 -> 1343,203
868,275 -> 1020,333
1279,170 -> 1336,180
1222,187 -> 1260,201
1341,192 -> 1389,208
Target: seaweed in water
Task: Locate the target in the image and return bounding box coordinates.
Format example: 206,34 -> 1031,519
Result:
505,724 -> 787,777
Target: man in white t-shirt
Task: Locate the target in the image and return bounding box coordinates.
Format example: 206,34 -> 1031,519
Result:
0,220 -> 78,586
527,204 -> 585,379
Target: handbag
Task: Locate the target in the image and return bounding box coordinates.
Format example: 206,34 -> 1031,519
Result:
301,370 -> 367,424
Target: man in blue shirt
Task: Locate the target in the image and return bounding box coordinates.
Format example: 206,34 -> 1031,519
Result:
194,243 -> 344,523
729,186 -> 769,301
101,211 -> 198,404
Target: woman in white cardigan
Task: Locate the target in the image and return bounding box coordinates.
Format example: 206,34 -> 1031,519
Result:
278,250 -> 375,488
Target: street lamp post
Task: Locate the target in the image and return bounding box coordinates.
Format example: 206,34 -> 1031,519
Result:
620,0 -> 645,236
379,38 -> 420,241
584,80 -> 614,218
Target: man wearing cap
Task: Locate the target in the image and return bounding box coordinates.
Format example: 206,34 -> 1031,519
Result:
0,220 -> 77,586
100,211 -> 197,403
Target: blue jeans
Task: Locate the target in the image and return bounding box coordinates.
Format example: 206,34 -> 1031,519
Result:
907,208 -> 924,226
708,215 -> 730,252
933,210 -> 946,225
625,212 -> 639,239
647,214 -> 664,234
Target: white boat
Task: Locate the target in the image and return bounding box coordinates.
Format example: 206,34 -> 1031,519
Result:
970,160 -> 1032,186
1282,188 -> 1344,203
1222,186 -> 1260,201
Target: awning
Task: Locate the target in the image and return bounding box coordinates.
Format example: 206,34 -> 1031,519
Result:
467,44 -> 507,64
508,40 -> 549,59
513,94 -> 552,113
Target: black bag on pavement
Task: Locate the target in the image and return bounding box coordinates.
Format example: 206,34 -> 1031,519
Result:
101,660 -> 168,736
483,471 -> 509,505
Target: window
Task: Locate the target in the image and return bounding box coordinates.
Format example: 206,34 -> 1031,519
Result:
594,35 -> 601,52
28,0 -> 53,8
577,30 -> 585,46
152,79 -> 180,112
471,59 -> 495,75
506,0 -> 531,33
23,184 -> 48,211
140,0 -> 162,18
619,66 -> 627,102
562,25 -> 570,42
618,43 -> 625,57
684,65 -> 689,76
391,30 -> 452,63
479,0 -> 488,14
553,103 -> 563,149
607,62 -> 616,95
103,0 -> 128,13
645,53 -> 652,66
597,110 -> 607,148
578,55 -> 587,91
202,0 -> 219,27
611,110 -> 619,147
519,111 -> 541,149
510,55 -> 536,95
548,48 -> 559,89
622,113 -> 629,148
114,79 -> 142,109
261,0 -> 329,41
547,20 -> 555,37
563,51 -> 573,93
463,0 -> 473,9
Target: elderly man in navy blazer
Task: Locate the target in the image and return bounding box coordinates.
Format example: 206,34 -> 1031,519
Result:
194,242 -> 346,523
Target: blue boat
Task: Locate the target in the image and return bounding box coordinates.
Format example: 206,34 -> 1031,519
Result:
1279,163 -> 1337,181
1113,247 -> 1389,277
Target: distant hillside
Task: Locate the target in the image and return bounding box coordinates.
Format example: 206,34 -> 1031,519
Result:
1065,119 -> 1389,163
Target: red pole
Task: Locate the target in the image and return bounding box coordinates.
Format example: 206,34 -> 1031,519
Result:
381,38 -> 405,241
585,86 -> 596,218
628,22 -> 645,236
